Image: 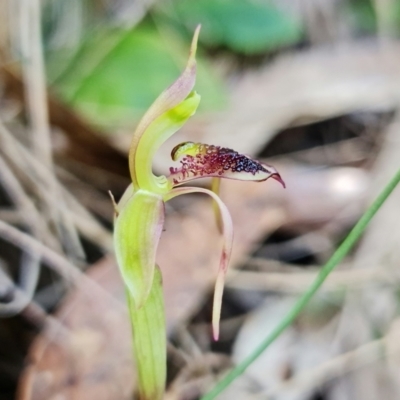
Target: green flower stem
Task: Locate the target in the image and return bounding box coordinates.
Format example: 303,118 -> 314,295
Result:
128,266 -> 166,400
201,167 -> 400,400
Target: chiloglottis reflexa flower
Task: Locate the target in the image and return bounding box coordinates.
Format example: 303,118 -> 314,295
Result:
112,25 -> 285,341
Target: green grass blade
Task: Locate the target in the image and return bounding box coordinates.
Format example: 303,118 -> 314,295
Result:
201,167 -> 400,400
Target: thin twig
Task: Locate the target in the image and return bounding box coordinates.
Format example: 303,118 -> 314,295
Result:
0,270 -> 71,344
0,220 -> 123,311
0,120 -> 111,253
0,154 -> 60,250
21,299 -> 70,341
19,0 -> 52,165
263,335 -> 396,399
0,119 -> 86,262
226,267 -> 392,293
0,209 -> 23,224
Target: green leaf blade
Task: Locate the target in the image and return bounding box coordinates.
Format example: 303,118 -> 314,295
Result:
49,25 -> 226,128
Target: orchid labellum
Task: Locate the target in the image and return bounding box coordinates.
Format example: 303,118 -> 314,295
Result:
113,26 -> 284,348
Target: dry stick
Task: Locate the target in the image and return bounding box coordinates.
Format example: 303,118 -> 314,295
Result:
1,64 -> 129,178
234,257 -> 373,290
55,167 -> 113,250
245,257 -> 316,272
2,0 -> 86,262
263,336 -> 393,399
6,121 -> 111,250
19,0 -> 52,165
0,118 -> 85,263
0,121 -> 112,252
202,167 -> 400,400
0,154 -> 60,251
226,268 -> 390,293
0,209 -> 23,224
21,299 -> 70,341
0,154 -> 45,314
56,165 -> 115,219
0,220 -> 124,311
0,264 -> 68,343
0,281 -> 71,344
64,195 -> 113,252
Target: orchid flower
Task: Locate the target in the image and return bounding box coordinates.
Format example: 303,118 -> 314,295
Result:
113,26 -> 284,345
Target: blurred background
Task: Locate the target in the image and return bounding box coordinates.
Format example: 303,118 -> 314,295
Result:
1,0 -> 400,399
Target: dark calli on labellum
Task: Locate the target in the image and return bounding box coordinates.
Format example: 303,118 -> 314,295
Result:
169,141 -> 285,187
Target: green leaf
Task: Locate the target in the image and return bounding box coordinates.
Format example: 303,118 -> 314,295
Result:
345,0 -> 377,34
128,266 -> 166,400
48,24 -> 226,128
114,189 -> 164,309
172,0 -> 303,54
345,0 -> 400,36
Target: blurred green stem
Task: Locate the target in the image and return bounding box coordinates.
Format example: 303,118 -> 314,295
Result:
128,266 -> 166,400
201,167 -> 400,400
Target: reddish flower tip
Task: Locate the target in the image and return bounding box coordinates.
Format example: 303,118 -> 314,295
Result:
271,173 -> 286,188
213,330 -> 219,341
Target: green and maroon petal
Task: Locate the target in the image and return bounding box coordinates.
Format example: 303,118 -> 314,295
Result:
168,142 -> 285,187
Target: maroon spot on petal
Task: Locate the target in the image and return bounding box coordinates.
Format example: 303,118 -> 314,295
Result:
171,143 -> 272,183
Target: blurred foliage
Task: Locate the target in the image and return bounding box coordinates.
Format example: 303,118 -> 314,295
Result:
346,0 -> 377,34
43,0 -> 306,131
346,0 -> 400,35
42,0 -> 400,131
160,0 -> 304,54
46,24 -> 226,129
